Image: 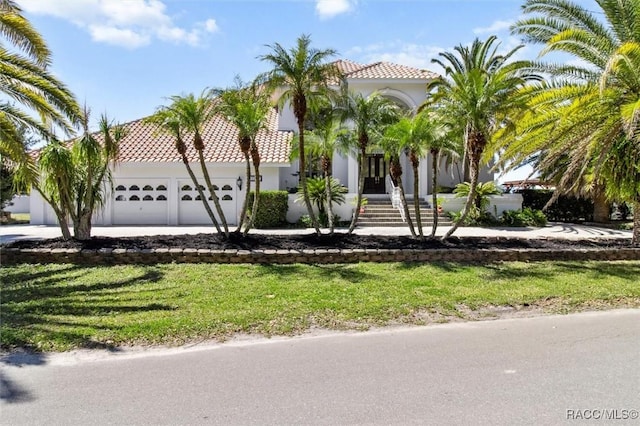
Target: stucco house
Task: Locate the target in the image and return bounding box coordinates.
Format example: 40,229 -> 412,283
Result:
29,59 -> 496,226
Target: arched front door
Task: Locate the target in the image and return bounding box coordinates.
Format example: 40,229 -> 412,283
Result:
363,154 -> 387,194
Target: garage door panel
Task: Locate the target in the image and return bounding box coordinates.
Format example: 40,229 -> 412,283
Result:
178,180 -> 237,225
113,180 -> 168,225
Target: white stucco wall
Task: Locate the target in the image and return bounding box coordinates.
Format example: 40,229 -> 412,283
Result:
4,195 -> 30,213
430,193 -> 524,218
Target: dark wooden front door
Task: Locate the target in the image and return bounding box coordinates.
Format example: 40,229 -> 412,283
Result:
363,154 -> 387,194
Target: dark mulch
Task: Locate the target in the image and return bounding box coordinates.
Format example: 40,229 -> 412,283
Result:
2,232 -> 632,251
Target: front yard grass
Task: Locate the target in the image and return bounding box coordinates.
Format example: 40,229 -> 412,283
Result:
1,261 -> 639,352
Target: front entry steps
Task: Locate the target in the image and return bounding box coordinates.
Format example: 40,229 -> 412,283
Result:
357,198 -> 453,227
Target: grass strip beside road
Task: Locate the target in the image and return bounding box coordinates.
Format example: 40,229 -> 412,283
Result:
2,261 -> 639,352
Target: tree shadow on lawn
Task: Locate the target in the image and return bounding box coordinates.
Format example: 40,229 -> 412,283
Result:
1,266 -> 173,352
253,263 -> 373,283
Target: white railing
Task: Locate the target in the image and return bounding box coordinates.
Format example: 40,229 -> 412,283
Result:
387,175 -> 406,222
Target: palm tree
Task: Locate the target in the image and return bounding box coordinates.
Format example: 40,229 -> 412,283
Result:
302,116 -> 349,234
212,79 -> 272,235
258,34 -> 342,236
382,112 -> 441,239
499,0 -> 640,245
168,91 -> 229,237
338,91 -> 401,233
426,36 -> 534,240
0,0 -> 81,161
145,107 -> 223,234
33,111 -> 123,240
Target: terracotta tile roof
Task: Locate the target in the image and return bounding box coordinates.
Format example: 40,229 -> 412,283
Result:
332,59 -> 367,75
115,108 -> 292,164
341,61 -> 439,80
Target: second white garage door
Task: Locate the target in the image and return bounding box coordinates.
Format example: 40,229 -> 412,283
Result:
178,180 -> 238,225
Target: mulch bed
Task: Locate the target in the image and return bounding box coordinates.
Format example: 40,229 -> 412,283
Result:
3,232 -> 632,251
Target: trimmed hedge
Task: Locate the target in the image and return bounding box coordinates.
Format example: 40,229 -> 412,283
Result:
247,190 -> 289,228
518,189 -> 594,222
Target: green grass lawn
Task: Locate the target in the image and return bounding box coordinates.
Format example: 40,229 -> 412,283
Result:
1,261 -> 639,351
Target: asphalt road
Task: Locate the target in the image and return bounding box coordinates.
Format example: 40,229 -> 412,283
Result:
2,310 -> 639,425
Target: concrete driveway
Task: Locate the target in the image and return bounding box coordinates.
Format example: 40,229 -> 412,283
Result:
0,222 -> 632,244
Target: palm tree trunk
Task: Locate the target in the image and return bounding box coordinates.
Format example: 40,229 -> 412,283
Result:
431,150 -> 440,238
181,155 -> 222,234
592,187 -> 610,223
196,150 -> 229,237
633,199 -> 640,247
244,162 -> 260,237
412,162 -> 423,240
236,153 -> 251,233
35,186 -> 72,240
443,154 -> 479,240
74,211 -> 92,240
297,120 -> 321,236
348,151 -> 366,234
326,173 -> 334,235
398,179 -> 416,238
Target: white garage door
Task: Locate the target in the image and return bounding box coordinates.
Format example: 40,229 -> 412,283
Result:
178,180 -> 238,225
113,180 -> 169,225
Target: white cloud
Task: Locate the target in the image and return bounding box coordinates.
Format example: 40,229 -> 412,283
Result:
347,41 -> 445,71
473,19 -> 514,35
316,0 -> 355,19
19,0 -> 218,49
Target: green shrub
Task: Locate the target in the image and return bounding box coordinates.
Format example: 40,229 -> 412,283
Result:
501,208 -> 547,227
518,189 -> 594,222
247,191 -> 289,228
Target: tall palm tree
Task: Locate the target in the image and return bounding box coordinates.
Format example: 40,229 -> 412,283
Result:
0,0 -> 81,161
499,0 -> 640,245
338,91 -> 401,233
426,36 -> 534,240
383,112 -> 441,239
169,91 -> 229,237
258,34 -> 342,236
302,116 -> 349,234
379,132 -> 416,238
212,78 -> 272,235
145,107 -> 223,235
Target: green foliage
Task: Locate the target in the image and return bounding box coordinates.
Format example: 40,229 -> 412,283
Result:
501,208 -> 547,227
0,162 -> 16,209
454,181 -> 501,212
449,208 -> 498,227
247,190 -> 289,228
519,189 -> 594,222
297,177 -> 347,215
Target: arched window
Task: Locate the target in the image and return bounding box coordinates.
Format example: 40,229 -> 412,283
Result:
181,185 -> 192,191
181,195 -> 192,201
129,185 -> 140,191
143,185 -> 153,191
157,195 -> 167,201
143,195 -> 153,201
129,195 -> 140,201
115,185 -> 126,191
115,195 -> 125,201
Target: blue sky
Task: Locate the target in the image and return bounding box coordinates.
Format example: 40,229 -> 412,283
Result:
19,0 -> 556,180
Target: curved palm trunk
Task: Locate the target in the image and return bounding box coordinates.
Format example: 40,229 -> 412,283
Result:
236,153 -> 251,233
592,186 -> 610,223
348,150 -> 366,234
325,173 -> 334,235
196,150 -> 229,237
411,156 -> 423,240
443,144 -> 481,240
35,186 -> 72,240
633,199 -> 640,247
245,145 -> 261,236
182,155 -> 222,234
297,121 -> 321,236
430,150 -> 440,238
398,180 -> 416,239
74,212 -> 92,240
